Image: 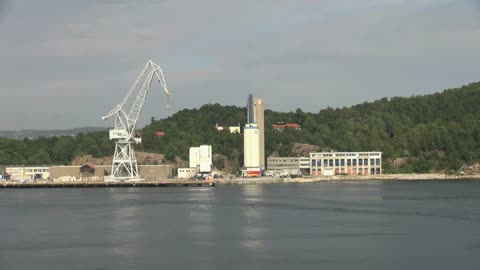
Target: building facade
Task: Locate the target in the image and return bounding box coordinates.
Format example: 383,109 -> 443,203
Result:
177,168 -> 199,179
189,147 -> 200,169
244,123 -> 260,169
189,145 -> 213,173
50,164 -> 175,181
267,157 -> 310,175
199,145 -> 212,172
310,152 -> 382,176
6,166 -> 50,181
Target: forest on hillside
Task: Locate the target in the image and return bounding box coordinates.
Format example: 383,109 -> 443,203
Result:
2,82 -> 480,173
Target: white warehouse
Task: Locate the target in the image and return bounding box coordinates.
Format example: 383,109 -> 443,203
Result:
189,145 -> 213,173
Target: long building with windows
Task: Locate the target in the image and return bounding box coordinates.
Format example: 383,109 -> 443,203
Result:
267,157 -> 310,175
310,152 -> 382,176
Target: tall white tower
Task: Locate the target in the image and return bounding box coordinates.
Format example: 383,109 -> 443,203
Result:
244,123 -> 260,168
244,94 -> 264,170
254,97 -> 265,169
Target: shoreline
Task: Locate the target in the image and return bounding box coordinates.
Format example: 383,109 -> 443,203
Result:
216,173 -> 480,184
1,173 -> 480,188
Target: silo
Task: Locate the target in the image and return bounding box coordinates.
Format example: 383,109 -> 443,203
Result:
244,123 -> 260,168
254,97 -> 265,169
247,94 -> 254,124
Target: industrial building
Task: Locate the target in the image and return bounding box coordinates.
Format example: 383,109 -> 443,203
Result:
5,166 -> 50,181
310,152 -> 382,176
178,145 -> 213,179
244,123 -> 260,168
243,94 -> 265,176
49,164 -> 175,181
254,97 -> 265,169
189,145 -> 213,173
177,168 -> 199,179
1,163 -> 176,182
267,157 -> 310,176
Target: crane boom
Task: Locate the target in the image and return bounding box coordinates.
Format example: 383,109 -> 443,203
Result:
101,60 -> 172,181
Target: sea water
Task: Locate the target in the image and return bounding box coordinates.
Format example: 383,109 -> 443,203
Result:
1,180 -> 480,270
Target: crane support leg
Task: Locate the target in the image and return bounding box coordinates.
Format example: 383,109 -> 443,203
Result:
105,141 -> 142,181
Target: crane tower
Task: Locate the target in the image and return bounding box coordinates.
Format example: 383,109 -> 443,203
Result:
102,60 -> 171,181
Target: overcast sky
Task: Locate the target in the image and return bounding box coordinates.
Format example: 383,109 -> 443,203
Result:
1,0 -> 480,130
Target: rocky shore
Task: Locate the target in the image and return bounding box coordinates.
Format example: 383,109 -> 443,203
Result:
216,173 -> 480,184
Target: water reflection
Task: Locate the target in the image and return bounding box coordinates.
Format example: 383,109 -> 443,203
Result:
108,188 -> 144,257
187,187 -> 216,243
241,185 -> 266,250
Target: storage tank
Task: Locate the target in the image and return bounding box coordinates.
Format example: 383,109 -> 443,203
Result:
244,124 -> 260,168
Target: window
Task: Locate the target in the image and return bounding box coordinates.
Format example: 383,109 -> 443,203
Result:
375,168 -> 381,174
371,168 -> 375,175
329,159 -> 333,167
324,159 -> 328,167
364,159 -> 368,166
359,159 -> 363,166
376,158 -> 380,166
353,159 -> 357,166
347,159 -> 351,166
370,159 -> 374,166
335,159 -> 339,166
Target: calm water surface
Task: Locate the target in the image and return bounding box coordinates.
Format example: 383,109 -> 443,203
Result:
1,181 -> 480,270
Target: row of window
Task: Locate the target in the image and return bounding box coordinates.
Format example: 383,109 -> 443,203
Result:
312,158 -> 381,167
178,169 -> 197,173
311,153 -> 382,158
313,168 -> 381,175
269,164 -> 299,168
25,168 -> 49,173
268,159 -> 300,163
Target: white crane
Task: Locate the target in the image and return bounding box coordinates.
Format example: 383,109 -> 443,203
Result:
102,60 -> 171,181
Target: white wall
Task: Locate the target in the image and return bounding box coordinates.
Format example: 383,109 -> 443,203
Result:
189,147 -> 200,168
244,124 -> 260,168
199,145 -> 212,172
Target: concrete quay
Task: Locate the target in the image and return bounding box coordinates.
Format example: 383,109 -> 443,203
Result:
0,180 -> 215,189
217,173 -> 480,184
2,173 -> 480,188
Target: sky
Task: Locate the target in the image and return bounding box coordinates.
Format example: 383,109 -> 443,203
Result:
1,0 -> 480,130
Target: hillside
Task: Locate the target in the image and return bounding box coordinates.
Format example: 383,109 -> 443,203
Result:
138,82 -> 480,173
2,82 -> 480,173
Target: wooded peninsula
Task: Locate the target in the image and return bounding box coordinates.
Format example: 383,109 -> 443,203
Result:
2,82 -> 480,174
